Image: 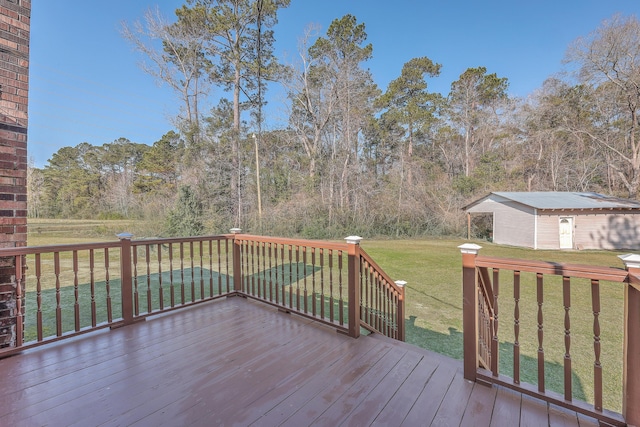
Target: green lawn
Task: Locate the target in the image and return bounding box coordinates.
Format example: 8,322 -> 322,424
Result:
25,221 -> 628,413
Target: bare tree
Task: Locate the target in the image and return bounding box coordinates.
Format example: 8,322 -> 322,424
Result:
121,7 -> 211,142
285,24 -> 337,179
565,14 -> 640,198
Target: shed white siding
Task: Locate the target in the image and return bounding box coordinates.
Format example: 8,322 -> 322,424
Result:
536,215 -> 561,249
467,198 -> 536,248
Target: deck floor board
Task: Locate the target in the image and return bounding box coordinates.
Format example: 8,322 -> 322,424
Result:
0,297 -> 599,426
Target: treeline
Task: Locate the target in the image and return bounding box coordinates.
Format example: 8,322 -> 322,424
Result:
28,6 -> 640,239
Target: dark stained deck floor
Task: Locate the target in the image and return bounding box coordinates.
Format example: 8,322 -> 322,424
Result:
0,297 -> 600,426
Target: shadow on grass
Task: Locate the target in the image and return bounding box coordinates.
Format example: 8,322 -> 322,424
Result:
23,263 -> 323,342
405,315 -> 587,402
24,267 -> 231,342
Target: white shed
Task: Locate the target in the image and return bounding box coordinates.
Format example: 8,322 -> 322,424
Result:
463,192 -> 640,250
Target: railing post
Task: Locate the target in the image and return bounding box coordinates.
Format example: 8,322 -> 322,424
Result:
345,236 -> 362,338
118,233 -> 134,325
618,253 -> 640,426
459,243 -> 482,382
231,229 -> 243,293
395,280 -> 407,341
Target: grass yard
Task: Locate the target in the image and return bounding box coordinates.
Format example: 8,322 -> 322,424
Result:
28,218 -> 138,244
25,220 -> 628,413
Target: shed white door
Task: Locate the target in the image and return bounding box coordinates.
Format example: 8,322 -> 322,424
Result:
559,217 -> 573,249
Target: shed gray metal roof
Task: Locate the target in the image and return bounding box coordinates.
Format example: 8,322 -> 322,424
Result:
467,191 -> 640,211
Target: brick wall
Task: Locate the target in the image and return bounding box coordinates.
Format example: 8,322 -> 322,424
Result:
0,0 -> 29,348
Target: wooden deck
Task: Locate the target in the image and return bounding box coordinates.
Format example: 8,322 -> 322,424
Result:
0,297 -> 600,426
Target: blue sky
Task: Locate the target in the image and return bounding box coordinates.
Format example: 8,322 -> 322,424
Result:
28,1 -> 639,167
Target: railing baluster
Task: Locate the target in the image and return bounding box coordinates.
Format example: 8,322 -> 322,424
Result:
35,253 -> 42,341
199,241 -> 205,300
363,260 -> 369,326
146,245 -> 152,313
89,249 -> 97,325
537,272 -> 545,393
268,243 -> 274,302
513,270 -> 520,385
281,245 -> 286,308
15,255 -> 23,346
288,245 -> 293,309
382,278 -> 388,336
243,240 -> 249,294
190,241 -> 195,303
158,243 -> 164,310
272,243 -> 278,303
262,242 -> 267,300
132,246 -> 139,316
320,248 -> 325,319
73,250 -> 80,332
367,261 -> 372,327
311,248 -> 316,315
54,252 -> 62,336
591,278 -> 602,411
563,276 -> 572,401
225,238 -> 230,293
303,248 -> 308,313
338,250 -> 344,326
249,241 -> 255,296
492,268 -> 499,377
180,243 -> 185,305
217,240 -> 222,295
295,246 -> 300,311
257,241 -> 262,297
372,267 -> 377,330
360,259 -> 365,325
329,249 -> 334,322
208,240 -> 214,298
381,275 -> 385,334
105,248 -> 112,324
169,243 -> 175,307
376,271 -> 381,333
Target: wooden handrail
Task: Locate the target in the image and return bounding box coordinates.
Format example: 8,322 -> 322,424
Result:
232,234 -> 350,251
476,255 -> 628,282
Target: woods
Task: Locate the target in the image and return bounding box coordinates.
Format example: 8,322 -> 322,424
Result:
28,7 -> 640,239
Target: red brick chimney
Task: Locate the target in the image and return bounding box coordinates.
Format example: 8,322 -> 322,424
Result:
0,0 -> 29,348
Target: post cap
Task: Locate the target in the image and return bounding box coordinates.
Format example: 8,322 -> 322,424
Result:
345,236 -> 363,245
230,228 -> 242,234
618,253 -> 640,269
116,232 -> 134,240
395,280 -> 407,287
458,243 -> 482,255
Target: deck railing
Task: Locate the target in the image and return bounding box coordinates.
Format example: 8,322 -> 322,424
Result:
0,232 -> 404,358
460,243 -> 640,427
230,234 -> 405,340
